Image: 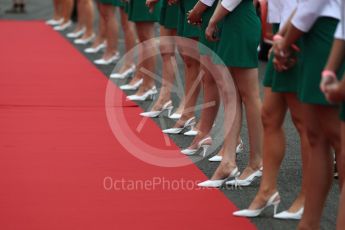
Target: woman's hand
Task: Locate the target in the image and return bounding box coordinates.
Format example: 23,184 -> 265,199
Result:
273,36 -> 297,72
187,8 -> 202,25
323,80 -> 345,103
146,0 -> 159,12
205,21 -> 219,42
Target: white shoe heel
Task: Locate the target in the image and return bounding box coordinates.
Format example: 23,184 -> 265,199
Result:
233,192 -> 281,217
140,101 -> 174,118
181,137 -> 212,157
162,117 -> 196,134
197,167 -> 239,188
120,79 -> 143,91
110,64 -> 136,79
226,167 -> 263,187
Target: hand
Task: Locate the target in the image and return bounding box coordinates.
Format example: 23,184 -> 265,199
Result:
146,0 -> 158,12
187,8 -> 202,25
168,0 -> 179,5
273,37 -> 297,72
323,80 -> 345,103
205,22 -> 219,42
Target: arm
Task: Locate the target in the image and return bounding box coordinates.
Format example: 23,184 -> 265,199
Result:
205,2 -> 230,41
187,1 -> 209,25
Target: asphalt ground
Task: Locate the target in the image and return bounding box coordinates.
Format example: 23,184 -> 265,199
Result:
0,1 -> 340,229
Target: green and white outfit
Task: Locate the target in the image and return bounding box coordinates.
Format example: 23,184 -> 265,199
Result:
160,0 -> 179,29
128,0 -> 161,22
291,0 -> 342,105
177,0 -> 200,38
213,0 -> 261,67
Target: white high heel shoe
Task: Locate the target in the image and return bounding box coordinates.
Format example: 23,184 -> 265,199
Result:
274,207 -> 304,220
110,64 -> 136,79
184,128 -> 198,136
208,141 -> 244,162
140,101 -> 173,118
162,117 -> 196,134
226,167 -> 263,187
169,112 -> 182,119
233,192 -> 280,217
120,79 -> 143,90
197,167 -> 240,188
46,18 -> 63,26
67,27 -> 85,38
126,86 -> 157,101
53,20 -> 72,31
94,52 -> 120,65
74,34 -> 96,45
84,42 -> 106,53
181,137 -> 212,157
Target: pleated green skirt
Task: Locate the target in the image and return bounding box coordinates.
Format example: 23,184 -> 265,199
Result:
128,0 -> 161,22
160,0 -> 179,29
98,0 -> 122,7
177,0 -> 200,38
298,17 -> 342,105
213,0 -> 261,67
263,24 -> 279,88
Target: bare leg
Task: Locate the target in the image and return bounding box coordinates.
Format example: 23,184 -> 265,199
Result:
90,2 -> 106,48
188,55 -> 220,147
131,22 -> 157,95
246,88 -> 287,209
171,37 -> 200,128
298,105 -> 340,230
149,27 -> 177,111
336,124 -> 345,230
62,0 -> 74,24
53,0 -> 63,20
118,8 -> 136,72
79,0 -> 94,38
100,4 -> 118,60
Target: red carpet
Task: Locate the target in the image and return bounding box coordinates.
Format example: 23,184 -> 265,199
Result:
0,21 -> 256,230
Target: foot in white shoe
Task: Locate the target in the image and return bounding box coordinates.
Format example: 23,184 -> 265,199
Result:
110,64 -> 136,79
226,168 -> 263,187
274,207 -> 304,220
84,42 -> 106,53
53,20 -> 72,31
46,18 -> 63,26
120,78 -> 143,90
94,52 -> 120,65
74,34 -> 96,45
67,27 -> 85,38
198,167 -> 240,188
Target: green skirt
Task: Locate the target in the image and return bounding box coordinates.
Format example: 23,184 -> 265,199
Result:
199,1 -> 219,55
213,0 -> 261,67
128,0 -> 161,22
177,0 -> 200,38
124,1 -> 129,13
160,0 -> 179,29
98,0 -> 122,7
298,17 -> 342,105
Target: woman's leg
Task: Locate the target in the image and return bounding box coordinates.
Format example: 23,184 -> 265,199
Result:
285,93 -> 310,212
171,37 -> 200,127
131,22 -> 157,95
231,67 -> 263,178
62,0 -> 74,24
118,8 -> 136,72
187,55 -> 220,147
90,2 -> 106,48
245,88 -> 287,209
148,27 -> 177,111
100,4 -> 118,60
298,105 -> 340,230
78,0 -> 94,38
336,123 -> 345,229
53,0 -> 63,20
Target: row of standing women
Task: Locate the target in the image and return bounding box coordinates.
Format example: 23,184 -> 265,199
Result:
46,0 -> 345,229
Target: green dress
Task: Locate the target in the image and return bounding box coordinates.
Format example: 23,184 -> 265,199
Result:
160,0 -> 179,29
199,0 -> 220,55
298,17 -> 344,105
263,23 -> 279,88
98,0 -> 123,7
213,0 -> 261,67
177,0 -> 200,38
128,0 -> 161,22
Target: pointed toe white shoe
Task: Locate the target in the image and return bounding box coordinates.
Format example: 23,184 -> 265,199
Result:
140,100 -> 173,118
46,18 -> 63,26
120,79 -> 143,90
169,112 -> 182,119
162,117 -> 196,134
84,42 -> 106,53
74,34 -> 96,45
181,137 -> 212,157
67,27 -> 85,38
198,167 -> 240,188
53,20 -> 72,31
126,86 -> 157,101
208,142 -> 245,162
233,192 -> 280,217
226,167 -> 263,187
110,64 -> 136,79
94,52 -> 120,65
274,207 -> 304,220
184,128 -> 198,136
